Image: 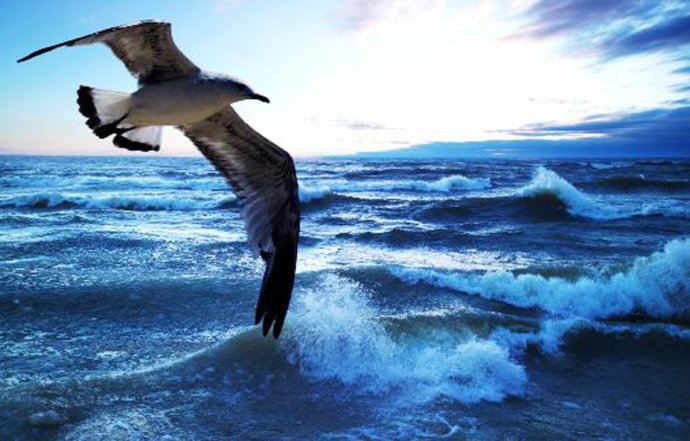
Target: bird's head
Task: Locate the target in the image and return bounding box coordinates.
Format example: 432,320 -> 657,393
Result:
219,76 -> 270,104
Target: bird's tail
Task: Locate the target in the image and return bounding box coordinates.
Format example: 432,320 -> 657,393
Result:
77,85 -> 162,152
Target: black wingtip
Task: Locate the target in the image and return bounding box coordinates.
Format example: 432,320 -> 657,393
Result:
254,235 -> 298,339
113,134 -> 160,152
17,52 -> 38,63
16,41 -> 67,64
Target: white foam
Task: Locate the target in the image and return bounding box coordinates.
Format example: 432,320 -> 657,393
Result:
0,175 -> 227,191
282,275 -> 526,404
516,167 -> 617,219
589,161 -> 633,170
393,239 -> 690,352
515,167 -> 689,220
393,175 -> 492,192
63,408 -> 184,441
393,238 -> 690,320
298,184 -> 333,202
318,174 -> 491,194
0,192 -> 233,211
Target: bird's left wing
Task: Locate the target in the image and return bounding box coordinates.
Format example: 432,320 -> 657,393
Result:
180,107 -> 300,338
17,20 -> 199,83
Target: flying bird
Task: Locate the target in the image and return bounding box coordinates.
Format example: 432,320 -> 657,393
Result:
18,20 -> 300,338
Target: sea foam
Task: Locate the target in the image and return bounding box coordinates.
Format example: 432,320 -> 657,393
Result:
393,238 -> 690,320
516,167 -> 617,219
0,184 -> 333,210
392,239 -> 690,352
320,175 -> 491,194
282,275 -> 526,404
0,192 -> 232,211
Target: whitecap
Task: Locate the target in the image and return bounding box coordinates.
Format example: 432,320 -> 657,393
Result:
392,238 -> 690,352
516,167 -> 618,219
298,184 -> 333,203
281,274 -> 526,404
392,238 -> 690,320
0,192 -> 234,211
319,174 -> 491,194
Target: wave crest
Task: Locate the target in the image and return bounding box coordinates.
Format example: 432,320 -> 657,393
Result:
393,238 -> 690,320
392,239 -> 690,354
0,192 -> 234,211
282,275 -> 526,404
516,167 -> 617,219
346,174 -> 491,192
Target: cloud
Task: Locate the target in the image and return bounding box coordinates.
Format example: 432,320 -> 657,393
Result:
359,106 -> 690,158
335,0 -> 445,32
508,106 -> 690,144
517,0 -> 647,39
308,116 -> 398,131
516,0 -> 690,59
606,13 -> 690,58
344,120 -> 390,130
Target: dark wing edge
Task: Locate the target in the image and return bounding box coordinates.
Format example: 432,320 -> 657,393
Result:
179,107 -> 300,339
17,20 -> 199,83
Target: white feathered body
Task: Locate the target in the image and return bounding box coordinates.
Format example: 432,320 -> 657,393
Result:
128,76 -> 233,126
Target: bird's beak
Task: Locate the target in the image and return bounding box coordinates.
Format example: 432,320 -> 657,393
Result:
250,93 -> 270,103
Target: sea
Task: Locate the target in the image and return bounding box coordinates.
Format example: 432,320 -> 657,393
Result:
1,155 -> 689,440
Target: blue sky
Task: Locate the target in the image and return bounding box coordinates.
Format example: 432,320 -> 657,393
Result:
1,0 -> 688,157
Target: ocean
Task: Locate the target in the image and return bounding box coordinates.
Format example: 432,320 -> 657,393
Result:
1,155 -> 689,440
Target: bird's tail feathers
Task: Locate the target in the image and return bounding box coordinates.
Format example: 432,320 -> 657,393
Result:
77,86 -> 161,152
114,126 -> 162,152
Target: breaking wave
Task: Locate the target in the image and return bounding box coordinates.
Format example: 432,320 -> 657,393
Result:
299,184 -> 335,203
516,167 -> 619,219
392,238 -> 690,320
343,174 -> 491,192
392,238 -> 690,354
282,275 -> 526,404
0,175 -> 228,191
0,192 -> 234,211
0,185 -> 338,210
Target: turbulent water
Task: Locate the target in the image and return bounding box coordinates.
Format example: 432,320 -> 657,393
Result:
1,155 -> 689,440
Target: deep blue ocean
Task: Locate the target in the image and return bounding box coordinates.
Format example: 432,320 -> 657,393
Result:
1,155 -> 689,440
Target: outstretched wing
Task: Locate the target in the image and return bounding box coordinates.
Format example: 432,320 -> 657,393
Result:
17,20 -> 199,83
180,107 -> 300,339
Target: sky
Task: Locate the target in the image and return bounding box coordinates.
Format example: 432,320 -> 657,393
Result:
0,0 -> 688,157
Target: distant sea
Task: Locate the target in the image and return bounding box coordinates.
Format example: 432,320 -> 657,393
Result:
1,155 -> 689,440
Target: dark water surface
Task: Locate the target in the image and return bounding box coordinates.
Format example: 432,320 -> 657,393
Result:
1,156 -> 689,440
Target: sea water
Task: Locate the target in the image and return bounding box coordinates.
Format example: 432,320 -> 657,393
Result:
1,156 -> 689,440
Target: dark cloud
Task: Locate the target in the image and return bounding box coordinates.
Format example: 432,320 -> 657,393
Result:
517,0 -> 690,59
606,13 -> 690,57
358,107 -> 690,158
510,106 -> 690,144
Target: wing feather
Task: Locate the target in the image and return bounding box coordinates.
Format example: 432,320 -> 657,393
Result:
17,20 -> 199,83
180,107 -> 300,338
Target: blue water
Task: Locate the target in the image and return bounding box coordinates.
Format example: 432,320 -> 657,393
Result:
1,155 -> 689,440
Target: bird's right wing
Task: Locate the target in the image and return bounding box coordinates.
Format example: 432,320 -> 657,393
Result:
17,20 -> 199,84
180,106 -> 300,338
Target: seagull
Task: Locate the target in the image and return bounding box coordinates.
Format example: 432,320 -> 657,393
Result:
18,20 -> 300,338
